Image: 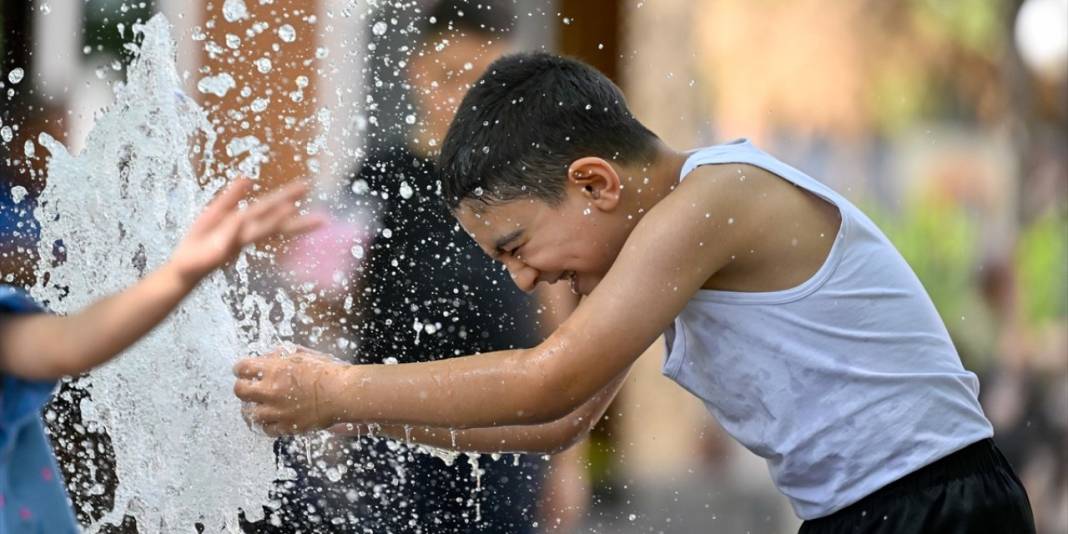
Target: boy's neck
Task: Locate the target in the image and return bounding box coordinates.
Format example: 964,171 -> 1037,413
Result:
622,142 -> 690,218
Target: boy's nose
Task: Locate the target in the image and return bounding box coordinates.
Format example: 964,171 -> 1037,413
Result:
506,263 -> 539,293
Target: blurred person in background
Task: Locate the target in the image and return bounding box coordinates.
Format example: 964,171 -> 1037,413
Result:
248,1 -> 588,532
977,257 -> 1067,534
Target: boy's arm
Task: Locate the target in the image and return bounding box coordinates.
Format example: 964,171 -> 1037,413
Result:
236,168 -> 756,430
1,264 -> 196,379
0,179 -> 322,380
329,367 -> 628,454
534,278 -> 581,337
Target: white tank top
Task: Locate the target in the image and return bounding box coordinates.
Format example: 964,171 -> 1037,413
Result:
662,139 -> 993,519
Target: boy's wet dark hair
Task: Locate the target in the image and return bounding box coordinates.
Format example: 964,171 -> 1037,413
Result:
438,52 -> 660,210
422,0 -> 515,41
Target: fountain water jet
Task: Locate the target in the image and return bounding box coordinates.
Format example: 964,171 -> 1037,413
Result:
32,14 -> 286,533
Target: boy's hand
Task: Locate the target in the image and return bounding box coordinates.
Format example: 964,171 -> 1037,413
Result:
233,347 -> 354,436
168,178 -> 324,285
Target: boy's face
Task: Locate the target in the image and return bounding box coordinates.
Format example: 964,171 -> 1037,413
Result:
454,159 -> 631,296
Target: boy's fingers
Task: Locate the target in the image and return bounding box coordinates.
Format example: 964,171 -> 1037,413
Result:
238,181 -> 319,244
262,423 -> 287,437
232,347 -> 290,378
241,202 -> 299,244
198,178 -> 252,229
245,181 -> 311,220
233,357 -> 266,378
233,378 -> 270,402
242,404 -> 282,427
279,213 -> 327,237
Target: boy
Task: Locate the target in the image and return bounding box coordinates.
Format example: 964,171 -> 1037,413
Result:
0,178 -> 319,533
254,3 -> 575,532
234,53 -> 1035,532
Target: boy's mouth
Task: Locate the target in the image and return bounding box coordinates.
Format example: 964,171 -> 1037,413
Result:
565,271 -> 579,295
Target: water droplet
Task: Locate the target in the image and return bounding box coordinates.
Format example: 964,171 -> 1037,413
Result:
351,179 -> 370,195
371,21 -> 388,36
325,467 -> 342,482
350,245 -> 365,259
250,98 -> 269,113
382,228 -> 393,238
0,126 -> 12,143
225,34 -> 241,49
10,185 -> 28,204
278,24 -> 297,43
225,135 -> 262,158
404,114 -> 416,125
399,181 -> 414,199
727,217 -> 735,224
255,57 -> 272,73
197,73 -> 236,97
222,0 -> 249,22
8,68 -> 24,84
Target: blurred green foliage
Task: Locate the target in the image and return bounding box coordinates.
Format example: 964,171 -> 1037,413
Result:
868,0 -> 1009,134
866,199 -> 987,363
869,198 -> 1066,368
908,0 -> 1004,54
1016,210 -> 1068,326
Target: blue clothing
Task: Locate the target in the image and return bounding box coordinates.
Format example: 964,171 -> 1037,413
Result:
0,286 -> 78,533
663,141 -> 993,519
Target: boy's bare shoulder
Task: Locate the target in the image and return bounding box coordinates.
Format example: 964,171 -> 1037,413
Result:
662,162 -> 842,291
659,162 -> 785,229
633,163 -> 783,279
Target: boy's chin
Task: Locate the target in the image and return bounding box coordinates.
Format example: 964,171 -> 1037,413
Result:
571,274 -> 600,296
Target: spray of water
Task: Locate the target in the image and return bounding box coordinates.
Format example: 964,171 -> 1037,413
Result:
31,15 -> 284,532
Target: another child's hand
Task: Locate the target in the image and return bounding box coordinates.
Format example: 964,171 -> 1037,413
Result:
233,346 -> 353,436
168,178 -> 324,285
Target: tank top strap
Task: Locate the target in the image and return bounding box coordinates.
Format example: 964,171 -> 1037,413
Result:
679,139 -> 847,212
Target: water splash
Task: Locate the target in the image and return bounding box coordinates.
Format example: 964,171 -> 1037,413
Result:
32,15 -> 284,532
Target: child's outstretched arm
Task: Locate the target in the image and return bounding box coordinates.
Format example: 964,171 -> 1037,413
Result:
235,168 -> 755,432
330,366 -> 629,454
0,179 -> 322,380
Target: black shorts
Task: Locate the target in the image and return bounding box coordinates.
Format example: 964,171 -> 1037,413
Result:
799,439 -> 1035,534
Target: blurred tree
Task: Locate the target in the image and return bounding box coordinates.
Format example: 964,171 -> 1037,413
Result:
1015,211 -> 1068,327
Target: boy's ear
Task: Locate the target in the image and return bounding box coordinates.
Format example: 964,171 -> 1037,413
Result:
567,157 -> 622,211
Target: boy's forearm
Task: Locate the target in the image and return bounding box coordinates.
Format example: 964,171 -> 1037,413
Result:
341,421 -> 578,454
60,262 -> 197,374
324,352 -> 623,435
1,262 -> 197,379
330,340 -> 598,429
335,372 -> 624,454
